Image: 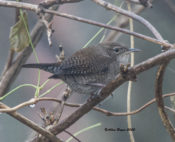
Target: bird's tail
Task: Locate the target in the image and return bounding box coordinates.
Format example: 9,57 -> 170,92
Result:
22,63 -> 60,74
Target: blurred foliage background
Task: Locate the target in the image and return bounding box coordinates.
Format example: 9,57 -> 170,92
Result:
0,0 -> 175,142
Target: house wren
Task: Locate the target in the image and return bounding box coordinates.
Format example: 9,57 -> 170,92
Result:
22,42 -> 140,95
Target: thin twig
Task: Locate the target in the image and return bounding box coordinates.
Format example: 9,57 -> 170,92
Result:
94,93 -> 175,116
1,93 -> 175,116
127,2 -> 135,142
155,62 -> 175,140
54,101 -> 65,124
165,106 -> 175,114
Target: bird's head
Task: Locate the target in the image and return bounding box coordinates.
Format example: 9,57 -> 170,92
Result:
99,42 -> 141,64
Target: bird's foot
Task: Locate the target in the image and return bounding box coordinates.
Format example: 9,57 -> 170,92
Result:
62,86 -> 72,101
87,92 -> 101,102
120,64 -> 137,81
120,64 -> 130,77
87,93 -> 96,102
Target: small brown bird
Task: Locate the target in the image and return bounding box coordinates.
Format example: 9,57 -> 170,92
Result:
22,42 -> 140,95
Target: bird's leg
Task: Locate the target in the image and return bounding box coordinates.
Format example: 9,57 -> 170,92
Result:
84,82 -> 105,102
88,93 -> 94,102
87,87 -> 104,102
120,64 -> 137,81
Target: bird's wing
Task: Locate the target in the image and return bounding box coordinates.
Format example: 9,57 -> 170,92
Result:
57,53 -> 112,76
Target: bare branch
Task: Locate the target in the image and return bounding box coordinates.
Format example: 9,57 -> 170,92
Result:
155,62 -> 175,140
0,97 -> 78,113
94,93 -> 175,116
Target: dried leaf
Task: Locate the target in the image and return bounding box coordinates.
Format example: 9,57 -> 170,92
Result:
9,12 -> 29,52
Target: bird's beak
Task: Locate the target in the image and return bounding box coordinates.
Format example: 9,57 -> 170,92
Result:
128,48 -> 141,52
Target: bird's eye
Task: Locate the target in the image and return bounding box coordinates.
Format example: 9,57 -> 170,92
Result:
113,48 -> 119,52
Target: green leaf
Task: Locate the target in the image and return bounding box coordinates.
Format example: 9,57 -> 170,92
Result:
9,12 -> 29,52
